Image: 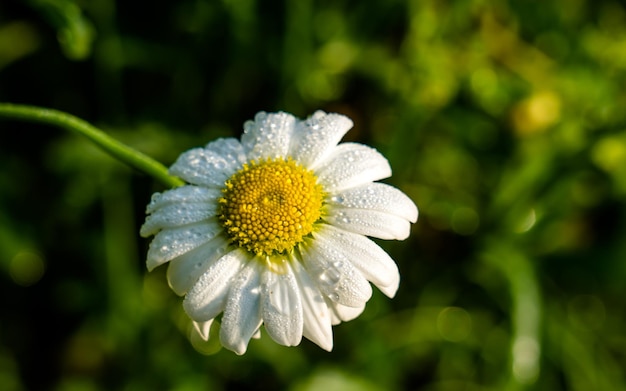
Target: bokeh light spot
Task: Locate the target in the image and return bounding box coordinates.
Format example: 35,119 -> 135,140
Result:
592,136 -> 626,172
318,41 -> 356,74
470,67 -> 498,98
437,306 -> 472,342
451,207 -> 479,235
512,91 -> 561,135
515,208 -> 536,233
9,251 -> 45,287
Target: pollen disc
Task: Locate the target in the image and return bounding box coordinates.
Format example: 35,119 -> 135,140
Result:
219,158 -> 324,256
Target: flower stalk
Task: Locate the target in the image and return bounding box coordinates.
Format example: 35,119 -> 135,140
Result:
0,103 -> 183,188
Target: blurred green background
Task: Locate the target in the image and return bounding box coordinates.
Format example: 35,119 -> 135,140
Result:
1,0 -> 626,390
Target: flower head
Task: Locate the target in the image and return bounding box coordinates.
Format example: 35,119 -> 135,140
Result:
141,111 -> 418,354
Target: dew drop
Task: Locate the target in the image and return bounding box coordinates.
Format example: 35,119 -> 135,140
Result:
319,267 -> 341,286
331,195 -> 344,203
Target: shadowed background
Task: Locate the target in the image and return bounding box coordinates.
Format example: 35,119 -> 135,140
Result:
1,0 -> 625,390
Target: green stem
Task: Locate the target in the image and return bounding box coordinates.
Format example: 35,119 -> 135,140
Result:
0,103 -> 184,188
483,242 -> 542,390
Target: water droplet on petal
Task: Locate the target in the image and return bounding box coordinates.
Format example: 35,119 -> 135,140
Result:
319,267 -> 342,286
331,195 -> 344,203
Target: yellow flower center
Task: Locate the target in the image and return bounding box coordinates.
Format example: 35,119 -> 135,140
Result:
218,158 -> 324,257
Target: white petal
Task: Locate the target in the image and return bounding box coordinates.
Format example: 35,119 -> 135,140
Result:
242,112 -> 296,160
315,143 -> 392,192
169,139 -> 244,187
204,137 -> 248,165
315,224 -> 400,297
192,319 -> 214,341
291,257 -> 333,351
301,235 -> 372,308
261,260 -> 303,347
325,207 -> 412,240
146,220 -> 223,271
328,300 -> 366,325
145,186 -> 222,215
220,261 -> 263,355
166,235 -> 231,295
328,183 -> 418,223
289,111 -> 353,169
141,201 -> 219,237
183,249 -> 248,321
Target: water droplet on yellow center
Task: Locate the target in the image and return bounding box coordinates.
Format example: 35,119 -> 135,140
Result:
219,158 -> 324,256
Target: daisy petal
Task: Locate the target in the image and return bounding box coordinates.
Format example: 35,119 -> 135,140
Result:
316,224 -> 400,297
261,261 -> 303,347
301,233 -> 373,308
141,202 -> 219,237
192,320 -> 213,341
242,112 -> 296,160
291,257 -> 333,351
146,220 -> 223,271
326,207 -> 412,240
329,183 -> 418,223
169,139 -> 244,187
220,261 -> 263,355
183,249 -> 248,321
204,137 -> 248,165
289,111 -> 353,169
145,186 -> 221,214
315,143 -> 392,192
166,235 -> 230,295
327,300 -> 366,325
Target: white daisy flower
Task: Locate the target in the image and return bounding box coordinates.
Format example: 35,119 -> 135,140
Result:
141,111 -> 418,355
